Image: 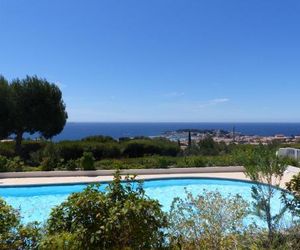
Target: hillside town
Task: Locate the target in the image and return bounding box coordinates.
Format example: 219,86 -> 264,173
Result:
161,129 -> 300,146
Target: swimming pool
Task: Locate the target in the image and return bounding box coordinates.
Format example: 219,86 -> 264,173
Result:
0,178 -> 293,227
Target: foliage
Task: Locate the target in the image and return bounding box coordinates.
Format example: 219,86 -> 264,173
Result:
123,138 -> 180,157
45,172 -> 168,249
244,145 -> 288,244
57,141 -> 85,161
39,232 -> 81,250
168,190 -> 249,249
34,143 -> 62,171
0,155 -> 24,172
81,135 -> 116,143
80,152 -> 95,170
183,136 -> 235,157
65,159 -> 78,171
1,75 -> 68,154
0,198 -> 40,250
283,172 -> 300,216
198,135 -> 220,156
0,76 -> 12,140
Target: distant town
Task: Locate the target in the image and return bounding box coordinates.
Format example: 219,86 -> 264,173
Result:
161,128 -> 300,146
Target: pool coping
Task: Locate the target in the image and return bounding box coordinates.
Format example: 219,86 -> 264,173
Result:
0,176 -> 288,193
0,166 -> 298,189
0,166 -> 245,178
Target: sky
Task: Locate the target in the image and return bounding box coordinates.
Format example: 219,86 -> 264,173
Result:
0,0 -> 300,122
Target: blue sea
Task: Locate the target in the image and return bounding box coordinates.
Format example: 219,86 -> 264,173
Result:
38,122 -> 300,142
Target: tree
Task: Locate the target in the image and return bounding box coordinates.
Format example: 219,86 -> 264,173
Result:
10,76 -> 68,154
168,190 -> 249,249
44,171 -> 168,249
188,130 -> 192,147
244,145 -> 288,244
0,76 -> 11,140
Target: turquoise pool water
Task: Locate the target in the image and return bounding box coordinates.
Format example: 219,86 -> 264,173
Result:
0,178 -> 293,227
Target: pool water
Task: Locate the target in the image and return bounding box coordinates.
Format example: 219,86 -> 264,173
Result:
0,178 -> 294,227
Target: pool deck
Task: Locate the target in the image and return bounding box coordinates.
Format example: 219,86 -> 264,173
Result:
0,166 -> 299,188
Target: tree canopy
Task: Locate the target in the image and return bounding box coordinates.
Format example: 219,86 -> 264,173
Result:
0,75 -> 67,154
0,76 -> 11,139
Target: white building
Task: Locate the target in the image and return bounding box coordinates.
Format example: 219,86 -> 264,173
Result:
277,148 -> 300,161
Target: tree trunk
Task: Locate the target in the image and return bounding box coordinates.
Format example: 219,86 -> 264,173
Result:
15,131 -> 23,155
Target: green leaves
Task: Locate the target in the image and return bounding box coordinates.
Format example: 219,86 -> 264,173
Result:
244,145 -> 289,245
168,190 -> 249,249
0,75 -> 68,154
44,172 -> 167,249
0,198 -> 40,250
283,172 -> 300,216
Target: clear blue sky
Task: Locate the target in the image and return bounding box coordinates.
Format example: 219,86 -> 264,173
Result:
1,0 -> 300,122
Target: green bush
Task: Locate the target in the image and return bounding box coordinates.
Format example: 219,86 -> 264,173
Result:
0,142 -> 15,158
0,198 -> 40,250
57,142 -> 84,161
44,172 -> 168,249
168,190 -> 249,249
81,135 -> 116,143
123,138 -> 180,158
0,156 -> 25,172
6,156 -> 25,171
283,172 -> 300,216
80,152 -> 95,170
0,155 -> 9,172
41,157 -> 58,171
65,159 -> 78,171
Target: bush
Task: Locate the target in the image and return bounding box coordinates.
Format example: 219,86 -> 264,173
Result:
80,152 -> 95,170
283,172 -> 300,216
65,159 -> 78,171
41,157 -> 58,171
0,156 -> 25,172
57,141 -> 84,161
81,135 -> 116,143
0,142 -> 15,158
37,143 -> 61,171
0,198 -> 40,250
123,138 -> 180,158
45,172 -> 168,249
0,155 -> 9,172
168,190 -> 249,249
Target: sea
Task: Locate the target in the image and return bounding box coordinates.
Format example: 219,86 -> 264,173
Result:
34,122 -> 300,142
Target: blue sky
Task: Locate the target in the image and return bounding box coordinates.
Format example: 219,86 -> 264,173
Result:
1,0 -> 300,122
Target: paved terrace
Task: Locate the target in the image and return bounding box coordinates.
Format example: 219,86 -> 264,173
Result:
0,166 -> 299,188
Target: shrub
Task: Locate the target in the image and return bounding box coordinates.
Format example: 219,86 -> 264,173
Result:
168,190 -> 249,249
0,155 -> 9,172
57,142 -> 84,161
0,198 -> 40,250
81,135 -> 116,143
80,152 -> 95,170
65,159 -> 78,171
41,157 -> 57,171
45,172 -> 168,249
0,156 -> 25,172
283,172 -> 300,216
6,156 -> 25,172
37,143 -> 61,171
20,141 -> 45,160
0,142 -> 15,158
123,138 -> 180,158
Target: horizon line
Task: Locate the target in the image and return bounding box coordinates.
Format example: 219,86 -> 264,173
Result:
66,121 -> 300,124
